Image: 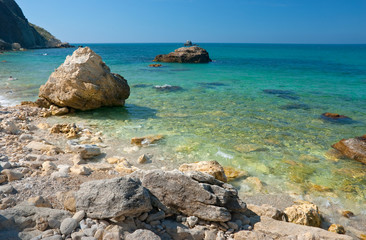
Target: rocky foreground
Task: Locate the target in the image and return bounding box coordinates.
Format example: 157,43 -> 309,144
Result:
0,104 -> 358,240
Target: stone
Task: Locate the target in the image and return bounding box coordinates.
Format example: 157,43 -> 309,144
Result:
0,204 -> 71,232
341,210 -> 354,218
42,161 -> 57,173
223,166 -> 248,181
70,165 -> 91,175
137,154 -> 148,164
146,211 -> 165,223
328,224 -> 346,234
28,196 -> 52,208
162,220 -> 205,240
1,120 -> 19,134
0,161 -> 11,169
60,217 -> 78,235
107,156 -> 126,164
0,197 -> 16,209
75,177 -> 152,219
153,84 -> 183,92
284,202 -> 321,227
135,170 -> 246,222
247,204 -> 284,220
1,169 -> 24,181
39,47 -> 130,111
36,217 -> 48,231
153,46 -> 212,63
67,141 -> 101,159
179,160 -> 227,182
73,210 -> 86,222
131,135 -> 163,146
50,123 -> 80,139
26,141 -> 60,153
0,174 -> 7,184
125,229 -> 161,240
148,64 -> 162,67
321,112 -> 353,123
187,216 -> 198,228
50,105 -> 69,116
0,184 -> 15,194
332,135 -> 366,164
252,216 -> 352,240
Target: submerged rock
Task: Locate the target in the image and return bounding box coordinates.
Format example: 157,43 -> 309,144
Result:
153,46 -> 212,63
332,135 -> 366,164
148,64 -> 162,67
39,47 -> 130,110
154,84 -> 183,92
321,112 -> 355,124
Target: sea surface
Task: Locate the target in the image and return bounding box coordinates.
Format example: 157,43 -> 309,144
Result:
1,43 -> 366,219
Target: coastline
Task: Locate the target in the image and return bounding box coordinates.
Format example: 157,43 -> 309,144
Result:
0,103 -> 364,239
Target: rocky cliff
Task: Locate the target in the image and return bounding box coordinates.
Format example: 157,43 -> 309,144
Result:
0,0 -> 70,50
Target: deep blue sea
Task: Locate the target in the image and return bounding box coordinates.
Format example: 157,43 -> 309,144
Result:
1,43 -> 366,216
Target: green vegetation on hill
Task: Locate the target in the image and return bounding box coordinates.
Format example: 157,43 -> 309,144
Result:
29,23 -> 60,44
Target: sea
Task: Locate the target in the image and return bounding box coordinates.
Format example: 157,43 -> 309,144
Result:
1,43 -> 366,222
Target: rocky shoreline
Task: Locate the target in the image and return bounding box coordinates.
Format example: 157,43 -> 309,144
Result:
0,104 -> 361,240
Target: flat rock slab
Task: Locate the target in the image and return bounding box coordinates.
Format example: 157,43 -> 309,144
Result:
251,216 -> 352,240
75,177 -> 152,219
153,46 -> 212,63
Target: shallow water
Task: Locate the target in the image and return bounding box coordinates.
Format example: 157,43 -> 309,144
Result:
1,43 -> 366,216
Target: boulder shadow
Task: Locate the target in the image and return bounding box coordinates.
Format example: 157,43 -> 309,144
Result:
279,103 -> 311,110
72,104 -> 158,121
320,113 -> 358,124
263,89 -> 300,101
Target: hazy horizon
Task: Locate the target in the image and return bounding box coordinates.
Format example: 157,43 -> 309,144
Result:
16,0 -> 366,44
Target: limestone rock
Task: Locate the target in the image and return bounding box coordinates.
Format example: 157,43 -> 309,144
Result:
153,46 -> 212,63
179,160 -> 227,182
328,224 -> 346,234
284,202 -> 321,227
125,229 -> 161,240
332,135 -> 366,164
1,169 -> 23,181
60,217 -> 78,235
75,177 -> 152,219
39,47 -> 130,111
131,135 -> 163,146
251,216 -> 352,240
247,204 -> 284,220
28,196 -> 52,208
135,169 -> 246,222
70,165 -> 91,175
0,174 -> 7,184
67,140 -> 101,159
1,120 -> 19,134
137,154 -> 148,164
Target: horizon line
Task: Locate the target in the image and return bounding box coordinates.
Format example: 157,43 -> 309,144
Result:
70,42 -> 366,45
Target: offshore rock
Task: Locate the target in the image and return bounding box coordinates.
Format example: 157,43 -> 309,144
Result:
75,177 -> 152,219
332,135 -> 366,164
153,46 -> 212,63
134,169 -> 246,222
39,47 -> 130,110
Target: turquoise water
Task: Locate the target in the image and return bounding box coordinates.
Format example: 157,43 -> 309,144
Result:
1,44 -> 366,213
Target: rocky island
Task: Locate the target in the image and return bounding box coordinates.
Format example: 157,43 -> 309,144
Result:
0,0 -> 73,51
153,46 -> 212,63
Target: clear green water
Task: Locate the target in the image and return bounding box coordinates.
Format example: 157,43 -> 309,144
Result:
1,44 -> 366,214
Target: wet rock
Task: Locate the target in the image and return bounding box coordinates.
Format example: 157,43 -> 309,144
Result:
321,112 -> 354,124
137,154 -> 148,164
341,210 -> 354,218
179,160 -> 227,182
154,84 -> 183,92
60,217 -> 78,235
223,166 -> 248,181
50,105 -> 69,116
328,224 -> 346,234
135,169 -> 246,222
39,47 -> 130,110
332,135 -> 366,164
154,46 -> 212,63
131,135 -> 163,146
126,229 -> 161,240
284,201 -> 321,227
75,177 -> 152,219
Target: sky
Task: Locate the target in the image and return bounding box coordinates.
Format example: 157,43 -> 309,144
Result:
16,0 -> 366,44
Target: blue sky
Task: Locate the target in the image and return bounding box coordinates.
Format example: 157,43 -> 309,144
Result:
17,0 -> 366,44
